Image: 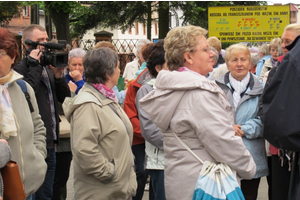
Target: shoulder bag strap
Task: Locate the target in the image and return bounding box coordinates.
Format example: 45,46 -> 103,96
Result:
172,132 -> 204,164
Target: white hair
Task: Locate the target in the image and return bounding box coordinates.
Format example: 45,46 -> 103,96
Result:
69,48 -> 86,59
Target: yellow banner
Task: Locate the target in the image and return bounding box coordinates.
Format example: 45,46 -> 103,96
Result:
208,5 -> 290,42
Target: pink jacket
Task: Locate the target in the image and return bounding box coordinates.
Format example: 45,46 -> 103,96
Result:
140,70 -> 256,200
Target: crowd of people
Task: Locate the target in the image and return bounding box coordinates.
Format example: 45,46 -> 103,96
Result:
0,22 -> 300,200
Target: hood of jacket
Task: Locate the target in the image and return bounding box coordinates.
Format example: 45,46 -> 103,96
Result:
63,83 -> 114,122
139,70 -> 225,132
7,70 -> 24,85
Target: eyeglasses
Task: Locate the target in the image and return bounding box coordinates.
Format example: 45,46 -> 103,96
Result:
202,46 -> 213,54
0,52 -> 7,57
270,49 -> 278,52
191,46 -> 213,54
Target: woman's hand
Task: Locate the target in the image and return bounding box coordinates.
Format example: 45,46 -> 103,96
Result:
69,70 -> 83,82
0,139 -> 8,145
233,125 -> 244,137
68,81 -> 78,93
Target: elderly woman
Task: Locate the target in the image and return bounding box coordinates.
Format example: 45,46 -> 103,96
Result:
260,38 -> 283,81
65,48 -> 86,94
139,25 -> 256,200
215,44 -> 268,200
249,52 -> 260,74
255,44 -> 271,76
63,47 -> 136,200
0,28 -> 47,199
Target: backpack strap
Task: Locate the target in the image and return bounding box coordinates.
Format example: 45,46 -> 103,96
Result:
16,79 -> 34,113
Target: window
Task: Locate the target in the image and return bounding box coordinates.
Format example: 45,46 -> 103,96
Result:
23,6 -> 29,17
135,21 -> 139,35
154,22 -> 158,36
143,24 -> 146,35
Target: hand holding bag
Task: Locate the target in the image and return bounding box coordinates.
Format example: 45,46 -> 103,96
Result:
1,161 -> 26,200
172,132 -> 245,200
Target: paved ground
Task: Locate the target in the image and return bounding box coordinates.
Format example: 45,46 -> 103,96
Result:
66,161 -> 269,200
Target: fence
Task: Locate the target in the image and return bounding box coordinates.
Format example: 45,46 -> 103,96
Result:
71,39 -> 140,74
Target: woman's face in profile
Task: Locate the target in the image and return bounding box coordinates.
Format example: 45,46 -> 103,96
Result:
68,57 -> 84,75
107,61 -> 120,87
0,49 -> 15,78
188,36 -> 216,76
227,51 -> 250,81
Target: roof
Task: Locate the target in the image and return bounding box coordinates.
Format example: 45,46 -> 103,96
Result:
290,4 -> 298,12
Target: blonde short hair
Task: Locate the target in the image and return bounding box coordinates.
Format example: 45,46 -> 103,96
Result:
284,23 -> 300,36
269,37 -> 282,50
207,36 -> 222,52
164,25 -> 208,71
225,44 -> 250,64
258,44 -> 270,56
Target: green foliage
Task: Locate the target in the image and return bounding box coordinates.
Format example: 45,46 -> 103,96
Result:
68,1 -> 267,39
70,1 -> 154,38
44,1 -> 80,14
0,1 -> 22,27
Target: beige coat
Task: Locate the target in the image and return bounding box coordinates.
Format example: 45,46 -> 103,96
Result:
63,83 -> 136,200
4,71 -> 47,196
140,70 -> 256,200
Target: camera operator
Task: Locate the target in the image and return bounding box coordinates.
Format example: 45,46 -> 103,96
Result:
14,24 -> 71,200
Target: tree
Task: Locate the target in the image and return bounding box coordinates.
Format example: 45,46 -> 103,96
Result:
44,1 -> 80,44
0,2 -> 22,27
70,1 -> 267,40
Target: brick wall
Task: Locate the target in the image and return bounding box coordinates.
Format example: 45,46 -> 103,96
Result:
7,6 -> 31,36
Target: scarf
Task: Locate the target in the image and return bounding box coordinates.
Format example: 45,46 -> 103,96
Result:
0,71 -> 18,139
93,83 -> 117,102
229,72 -> 250,109
271,58 -> 278,67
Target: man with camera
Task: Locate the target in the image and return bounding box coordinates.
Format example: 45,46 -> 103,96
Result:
14,24 -> 70,200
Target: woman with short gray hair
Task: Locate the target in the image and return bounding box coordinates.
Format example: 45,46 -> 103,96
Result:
63,47 -> 137,200
66,48 -> 86,94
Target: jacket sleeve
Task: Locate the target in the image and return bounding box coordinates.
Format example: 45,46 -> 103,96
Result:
71,103 -> 115,183
255,60 -> 264,77
74,79 -> 85,94
241,115 -> 263,140
260,61 -> 269,79
136,85 -> 164,150
189,90 -> 256,179
123,82 -> 143,142
54,76 -> 71,103
0,142 -> 11,168
14,59 -> 44,93
112,86 -> 126,105
27,83 -> 47,159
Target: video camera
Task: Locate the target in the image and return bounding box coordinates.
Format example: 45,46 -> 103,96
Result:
25,39 -> 68,68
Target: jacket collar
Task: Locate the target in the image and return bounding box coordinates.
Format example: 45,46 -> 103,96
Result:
286,35 -> 300,51
216,72 -> 263,96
